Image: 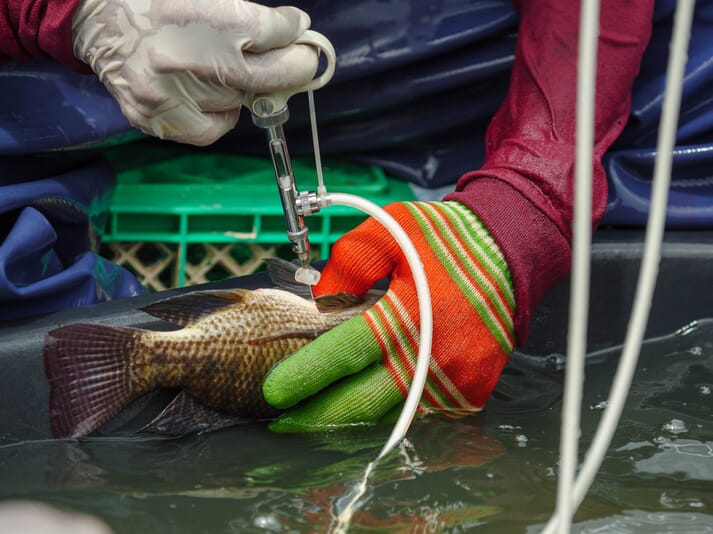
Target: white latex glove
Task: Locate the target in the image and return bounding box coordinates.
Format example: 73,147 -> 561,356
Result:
72,0 -> 319,145
0,501 -> 111,534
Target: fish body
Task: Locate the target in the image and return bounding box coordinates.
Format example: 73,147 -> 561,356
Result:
44,285 -> 381,439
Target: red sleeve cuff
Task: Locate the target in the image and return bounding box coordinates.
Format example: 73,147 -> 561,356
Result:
1,0 -> 90,73
445,175 -> 571,344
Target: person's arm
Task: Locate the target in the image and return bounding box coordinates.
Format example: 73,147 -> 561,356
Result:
262,0 -> 656,431
1,0 -> 320,146
0,0 -> 86,70
446,0 -> 655,342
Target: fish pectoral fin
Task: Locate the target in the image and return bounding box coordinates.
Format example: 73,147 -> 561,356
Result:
247,330 -> 325,345
139,289 -> 251,326
139,391 -> 246,436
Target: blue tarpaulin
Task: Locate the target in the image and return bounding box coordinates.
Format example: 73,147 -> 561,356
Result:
1,0 -> 713,318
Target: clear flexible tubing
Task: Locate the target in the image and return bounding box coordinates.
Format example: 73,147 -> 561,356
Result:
542,2 -> 694,533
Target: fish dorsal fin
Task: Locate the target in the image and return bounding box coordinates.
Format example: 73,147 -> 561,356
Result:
314,292 -> 364,313
263,257 -> 313,299
139,289 -> 249,326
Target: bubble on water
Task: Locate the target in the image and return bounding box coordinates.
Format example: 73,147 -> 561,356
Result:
589,400 -> 609,411
653,435 -> 667,444
253,514 -> 282,531
545,353 -> 566,370
515,434 -> 528,447
662,419 -> 688,434
698,385 -> 711,396
455,480 -> 472,491
545,466 -> 556,478
497,424 -> 521,433
689,346 -> 703,356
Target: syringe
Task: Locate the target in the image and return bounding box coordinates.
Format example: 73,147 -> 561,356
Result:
251,105 -> 312,271
244,30 -> 335,283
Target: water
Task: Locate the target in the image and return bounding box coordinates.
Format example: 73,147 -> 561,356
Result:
1,321 -> 712,533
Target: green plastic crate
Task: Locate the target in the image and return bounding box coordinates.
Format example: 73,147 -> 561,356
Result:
102,150 -> 414,286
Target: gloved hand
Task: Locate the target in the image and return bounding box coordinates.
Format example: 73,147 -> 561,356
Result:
71,0 -> 319,145
263,201 -> 516,431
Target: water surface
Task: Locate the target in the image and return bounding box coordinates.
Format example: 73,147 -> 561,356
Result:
1,321 -> 712,532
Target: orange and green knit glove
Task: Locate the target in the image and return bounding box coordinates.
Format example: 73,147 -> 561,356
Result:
262,201 -> 516,431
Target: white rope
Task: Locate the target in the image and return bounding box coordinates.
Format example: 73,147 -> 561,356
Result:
554,1 -> 599,532
542,2 -> 695,532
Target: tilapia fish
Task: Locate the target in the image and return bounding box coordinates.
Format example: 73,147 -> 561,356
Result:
44,267 -> 381,439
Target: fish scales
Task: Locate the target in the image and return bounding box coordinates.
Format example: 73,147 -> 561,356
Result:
44,284 -> 382,438
135,292 -> 331,413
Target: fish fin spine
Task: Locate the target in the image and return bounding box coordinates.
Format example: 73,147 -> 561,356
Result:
44,323 -> 144,439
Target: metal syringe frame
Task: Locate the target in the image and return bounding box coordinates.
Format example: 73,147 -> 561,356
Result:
251,106 -> 316,268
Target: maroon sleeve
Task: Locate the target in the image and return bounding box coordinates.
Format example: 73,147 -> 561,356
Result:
0,0 -> 88,71
445,0 -> 654,343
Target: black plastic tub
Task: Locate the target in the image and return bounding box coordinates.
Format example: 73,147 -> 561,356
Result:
2,228 -> 713,443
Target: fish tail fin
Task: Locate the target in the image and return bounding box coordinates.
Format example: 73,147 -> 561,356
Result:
43,323 -> 143,439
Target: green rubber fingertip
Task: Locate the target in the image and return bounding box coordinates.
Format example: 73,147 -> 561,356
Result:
268,364 -> 402,433
262,315 -> 381,409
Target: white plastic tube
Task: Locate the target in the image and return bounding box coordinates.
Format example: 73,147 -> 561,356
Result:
324,192 -> 434,459
542,2 -> 694,533
321,193 -> 433,533
303,85 -> 433,531
554,1 -> 599,532
305,89 -> 434,457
